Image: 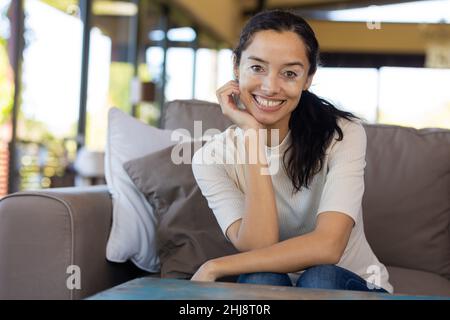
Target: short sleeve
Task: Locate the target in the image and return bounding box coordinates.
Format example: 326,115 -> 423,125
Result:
317,120 -> 367,223
192,141 -> 245,240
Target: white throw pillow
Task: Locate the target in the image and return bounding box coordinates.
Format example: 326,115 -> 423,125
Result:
105,107 -> 176,272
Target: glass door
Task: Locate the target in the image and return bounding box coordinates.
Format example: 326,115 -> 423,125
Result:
15,0 -> 82,190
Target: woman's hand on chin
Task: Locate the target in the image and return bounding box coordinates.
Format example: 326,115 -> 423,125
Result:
216,80 -> 262,131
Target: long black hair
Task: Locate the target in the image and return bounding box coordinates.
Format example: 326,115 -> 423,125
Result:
233,9 -> 361,194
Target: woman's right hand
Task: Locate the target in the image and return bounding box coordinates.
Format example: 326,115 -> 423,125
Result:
216,80 -> 262,131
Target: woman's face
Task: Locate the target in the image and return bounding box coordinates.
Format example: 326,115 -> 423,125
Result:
235,30 -> 314,129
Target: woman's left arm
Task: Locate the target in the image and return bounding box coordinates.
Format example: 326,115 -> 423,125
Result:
191,211 -> 354,282
192,120 -> 365,282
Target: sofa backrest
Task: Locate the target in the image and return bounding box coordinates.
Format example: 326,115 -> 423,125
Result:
161,99 -> 233,135
363,124 -> 450,279
161,99 -> 450,280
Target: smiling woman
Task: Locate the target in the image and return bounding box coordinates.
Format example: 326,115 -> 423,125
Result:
233,30 -> 312,137
191,9 -> 394,294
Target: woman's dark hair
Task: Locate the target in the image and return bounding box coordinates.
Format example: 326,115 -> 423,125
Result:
233,9 -> 361,194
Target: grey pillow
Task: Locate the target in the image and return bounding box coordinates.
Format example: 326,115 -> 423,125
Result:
123,141 -> 238,279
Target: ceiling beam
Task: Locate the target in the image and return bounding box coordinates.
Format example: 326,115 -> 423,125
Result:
264,0 -> 429,11
308,20 -> 450,54
243,1 -> 431,19
168,0 -> 449,54
170,0 -> 241,46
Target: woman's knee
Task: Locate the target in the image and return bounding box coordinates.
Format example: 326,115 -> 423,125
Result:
237,272 -> 292,287
296,264 -> 346,289
296,264 -> 384,292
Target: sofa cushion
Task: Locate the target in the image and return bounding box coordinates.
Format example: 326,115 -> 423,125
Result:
387,266 -> 450,297
123,141 -> 238,279
363,124 -> 450,279
104,107 -> 177,272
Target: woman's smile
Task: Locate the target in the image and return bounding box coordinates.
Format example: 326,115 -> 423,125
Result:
251,94 -> 287,113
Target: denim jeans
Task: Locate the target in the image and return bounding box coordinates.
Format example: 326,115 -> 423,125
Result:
237,264 -> 389,293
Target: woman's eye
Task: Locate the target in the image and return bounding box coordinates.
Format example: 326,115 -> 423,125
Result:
284,71 -> 297,78
251,65 -> 263,72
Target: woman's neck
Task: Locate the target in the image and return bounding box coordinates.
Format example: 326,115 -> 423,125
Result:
264,118 -> 290,148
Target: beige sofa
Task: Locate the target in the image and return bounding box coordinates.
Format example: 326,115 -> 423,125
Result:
0,100 -> 449,299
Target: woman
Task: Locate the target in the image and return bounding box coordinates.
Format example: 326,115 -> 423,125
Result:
191,9 -> 393,294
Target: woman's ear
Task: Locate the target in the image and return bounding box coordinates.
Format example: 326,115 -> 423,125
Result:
233,66 -> 240,81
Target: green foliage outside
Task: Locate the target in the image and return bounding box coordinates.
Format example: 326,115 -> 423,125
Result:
0,38 -> 13,126
85,62 -> 134,150
109,62 -> 133,113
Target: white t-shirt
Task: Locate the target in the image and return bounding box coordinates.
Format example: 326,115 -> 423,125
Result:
191,118 -> 393,293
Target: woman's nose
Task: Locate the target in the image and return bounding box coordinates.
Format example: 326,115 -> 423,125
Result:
260,74 -> 281,95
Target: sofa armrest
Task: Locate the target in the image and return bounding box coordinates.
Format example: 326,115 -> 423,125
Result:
0,185 -> 146,299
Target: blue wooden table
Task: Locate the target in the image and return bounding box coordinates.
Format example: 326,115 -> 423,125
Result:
87,277 -> 445,300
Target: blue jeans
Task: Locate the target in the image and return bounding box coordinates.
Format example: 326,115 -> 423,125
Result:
237,264 -> 389,293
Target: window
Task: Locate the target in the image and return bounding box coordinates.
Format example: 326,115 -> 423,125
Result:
310,66 -> 450,129
165,47 -> 194,101
378,67 -> 450,129
86,0 -> 138,151
16,0 -> 82,190
194,48 -> 233,103
311,67 -> 379,123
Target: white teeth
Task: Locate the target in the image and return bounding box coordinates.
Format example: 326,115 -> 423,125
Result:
254,95 -> 284,108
